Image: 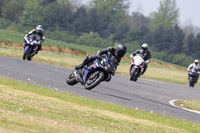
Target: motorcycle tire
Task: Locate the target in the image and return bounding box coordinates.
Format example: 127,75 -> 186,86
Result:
85,71 -> 104,90
27,56 -> 32,61
23,46 -> 30,60
130,67 -> 138,81
66,73 -> 78,86
189,77 -> 195,87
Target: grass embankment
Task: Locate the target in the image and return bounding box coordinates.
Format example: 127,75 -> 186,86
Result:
0,29 -> 100,54
0,77 -> 200,133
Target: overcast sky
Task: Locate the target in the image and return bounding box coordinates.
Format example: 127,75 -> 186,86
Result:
82,0 -> 200,27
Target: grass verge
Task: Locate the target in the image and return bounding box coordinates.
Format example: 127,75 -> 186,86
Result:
175,100 -> 200,112
0,77 -> 200,133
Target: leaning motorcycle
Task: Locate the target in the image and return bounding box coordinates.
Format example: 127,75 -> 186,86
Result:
23,34 -> 39,61
130,54 -> 145,82
66,55 -> 117,90
188,67 -> 198,87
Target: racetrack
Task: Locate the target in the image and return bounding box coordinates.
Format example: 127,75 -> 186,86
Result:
0,56 -> 200,123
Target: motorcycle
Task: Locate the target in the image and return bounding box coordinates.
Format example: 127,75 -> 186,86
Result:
188,67 -> 199,87
130,54 -> 145,82
23,34 -> 40,61
66,55 -> 117,90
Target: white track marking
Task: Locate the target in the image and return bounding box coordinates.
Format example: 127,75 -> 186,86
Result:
169,99 -> 200,115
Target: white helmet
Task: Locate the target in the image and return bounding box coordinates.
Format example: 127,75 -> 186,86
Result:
141,43 -> 148,50
194,59 -> 199,64
36,25 -> 43,34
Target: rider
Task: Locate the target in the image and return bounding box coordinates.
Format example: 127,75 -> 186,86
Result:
24,25 -> 45,54
75,43 -> 127,75
130,43 -> 151,75
187,59 -> 200,83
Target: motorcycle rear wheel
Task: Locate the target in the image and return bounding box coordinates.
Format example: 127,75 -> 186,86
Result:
66,73 -> 78,86
85,71 -> 104,90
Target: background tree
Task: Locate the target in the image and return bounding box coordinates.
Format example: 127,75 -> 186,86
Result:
193,33 -> 200,58
20,0 -> 44,27
0,0 -> 5,17
150,0 -> 179,31
182,33 -> 195,55
90,0 -> 129,20
2,0 -> 25,22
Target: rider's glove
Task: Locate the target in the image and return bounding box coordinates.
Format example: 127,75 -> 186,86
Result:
145,60 -> 150,64
38,41 -> 41,45
96,55 -> 103,59
130,54 -> 133,58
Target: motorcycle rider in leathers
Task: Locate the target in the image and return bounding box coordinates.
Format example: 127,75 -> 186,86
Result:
24,25 -> 45,54
75,43 -> 127,76
187,59 -> 200,83
130,43 -> 151,75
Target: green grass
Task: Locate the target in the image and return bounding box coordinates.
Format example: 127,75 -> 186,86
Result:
0,29 -> 100,54
0,77 -> 200,133
176,100 -> 200,112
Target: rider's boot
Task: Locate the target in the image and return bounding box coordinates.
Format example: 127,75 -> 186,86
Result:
141,67 -> 146,75
75,55 -> 89,70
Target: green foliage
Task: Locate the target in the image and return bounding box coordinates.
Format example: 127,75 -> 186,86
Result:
91,0 -> 128,19
150,0 -> 179,31
19,0 -> 44,26
153,52 -> 193,67
1,0 -> 25,22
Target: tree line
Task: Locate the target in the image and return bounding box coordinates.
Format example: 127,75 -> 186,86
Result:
0,0 -> 199,66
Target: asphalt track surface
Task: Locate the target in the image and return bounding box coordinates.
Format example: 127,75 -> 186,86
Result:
0,56 -> 200,123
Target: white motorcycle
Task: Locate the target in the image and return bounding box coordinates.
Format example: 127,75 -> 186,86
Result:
130,54 -> 147,81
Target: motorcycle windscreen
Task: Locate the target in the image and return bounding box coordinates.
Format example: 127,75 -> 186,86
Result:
133,55 -> 144,66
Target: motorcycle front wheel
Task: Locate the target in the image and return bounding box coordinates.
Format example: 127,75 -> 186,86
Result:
85,71 -> 104,90
23,46 -> 30,60
189,76 -> 195,87
130,67 -> 138,81
66,73 -> 78,86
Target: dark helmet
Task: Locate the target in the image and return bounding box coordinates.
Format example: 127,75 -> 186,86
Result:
115,43 -> 127,58
141,43 -> 148,50
36,25 -> 43,34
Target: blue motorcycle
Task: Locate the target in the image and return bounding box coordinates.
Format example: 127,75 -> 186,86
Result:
66,55 -> 117,90
23,34 -> 39,61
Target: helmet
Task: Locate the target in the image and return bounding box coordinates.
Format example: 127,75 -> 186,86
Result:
194,59 -> 199,64
115,43 -> 127,58
36,25 -> 43,34
141,43 -> 148,50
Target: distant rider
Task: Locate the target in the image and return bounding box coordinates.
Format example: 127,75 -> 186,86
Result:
130,43 -> 151,75
187,59 -> 200,83
24,25 -> 45,54
75,43 -> 127,75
